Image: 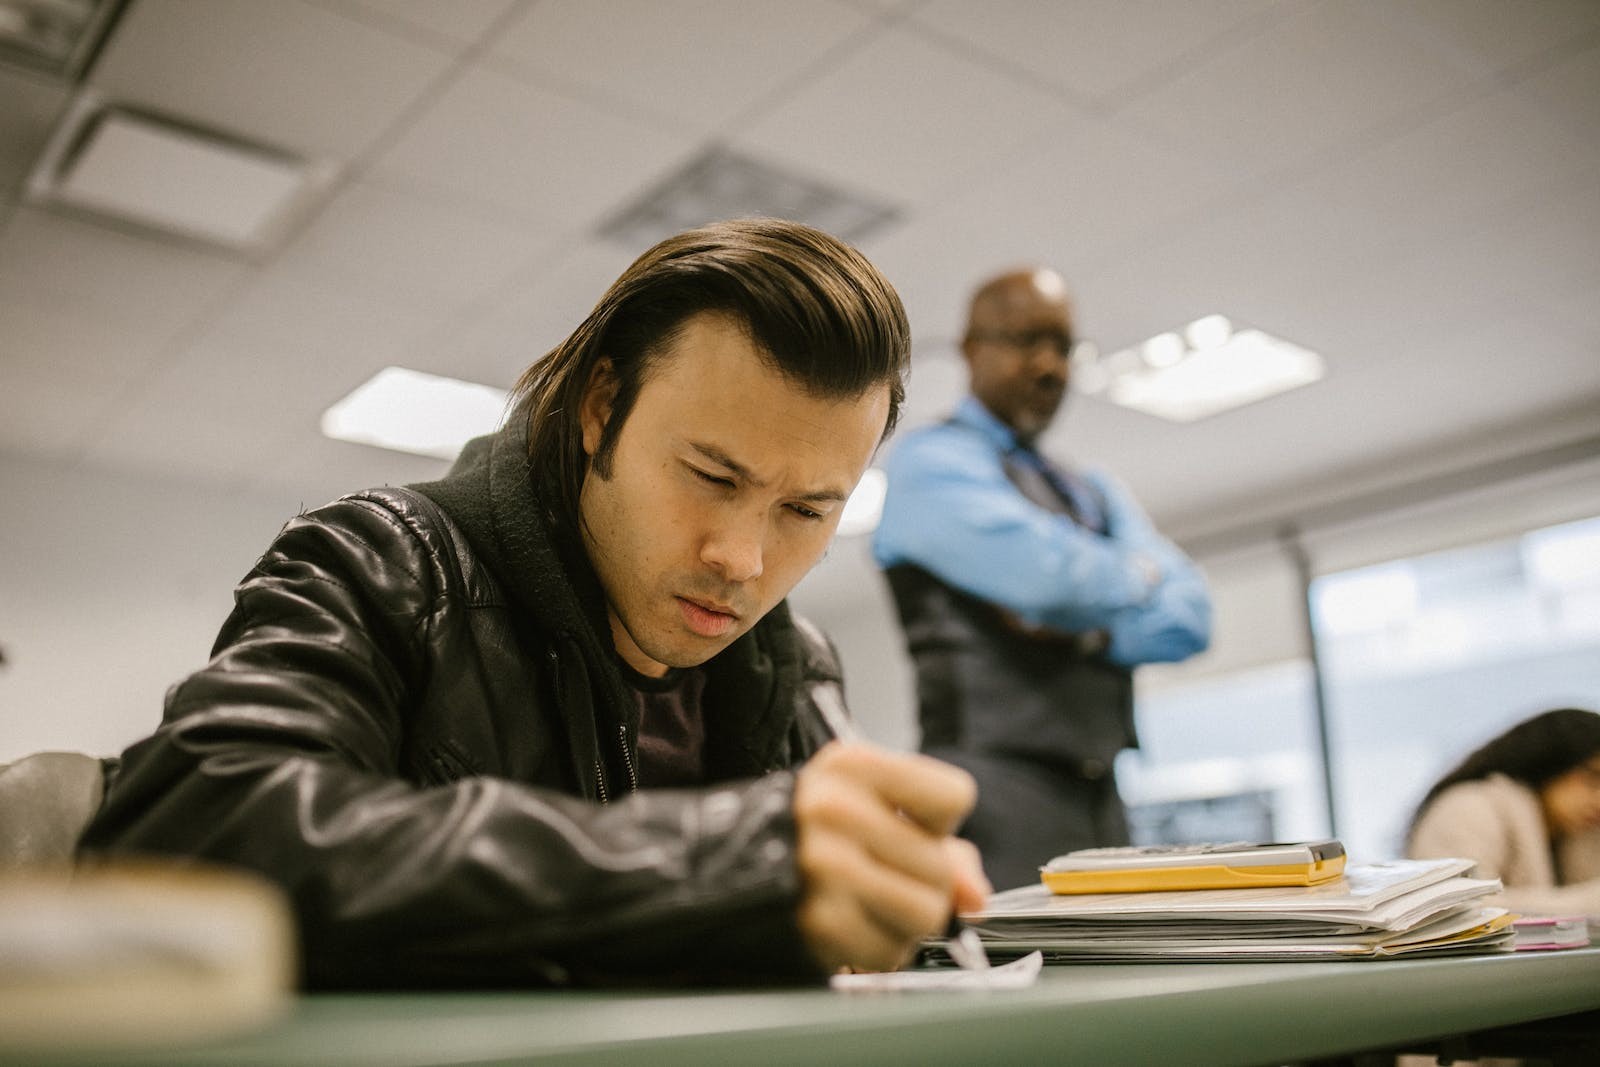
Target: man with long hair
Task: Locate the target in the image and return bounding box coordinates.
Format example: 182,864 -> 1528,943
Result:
82,220 -> 988,987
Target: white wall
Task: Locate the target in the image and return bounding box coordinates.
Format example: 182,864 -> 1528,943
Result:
0,455 -> 308,760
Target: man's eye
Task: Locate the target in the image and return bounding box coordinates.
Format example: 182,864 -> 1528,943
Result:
788,504 -> 825,521
691,468 -> 734,488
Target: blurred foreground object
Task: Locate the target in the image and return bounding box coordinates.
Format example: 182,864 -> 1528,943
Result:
0,862 -> 295,1052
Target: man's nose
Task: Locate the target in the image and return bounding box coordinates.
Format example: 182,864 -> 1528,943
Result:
1032,346 -> 1069,379
701,512 -> 766,583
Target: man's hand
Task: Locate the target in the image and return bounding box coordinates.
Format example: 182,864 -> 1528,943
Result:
792,742 -> 990,973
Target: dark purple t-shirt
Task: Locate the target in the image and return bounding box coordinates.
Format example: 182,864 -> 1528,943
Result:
620,662 -> 707,788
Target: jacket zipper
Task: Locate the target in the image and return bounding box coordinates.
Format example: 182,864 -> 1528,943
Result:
617,722 -> 639,794
593,725 -> 638,802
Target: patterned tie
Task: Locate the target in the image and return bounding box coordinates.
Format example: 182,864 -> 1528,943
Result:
1010,446 -> 1106,534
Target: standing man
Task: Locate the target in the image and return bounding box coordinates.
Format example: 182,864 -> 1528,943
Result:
873,268 -> 1211,890
81,220 -> 988,987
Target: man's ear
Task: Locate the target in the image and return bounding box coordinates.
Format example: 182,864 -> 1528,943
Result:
579,358 -> 618,457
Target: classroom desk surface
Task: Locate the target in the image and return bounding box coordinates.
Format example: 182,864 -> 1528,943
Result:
16,946 -> 1600,1067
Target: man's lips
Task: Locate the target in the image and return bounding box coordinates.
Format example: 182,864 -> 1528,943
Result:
677,596 -> 738,638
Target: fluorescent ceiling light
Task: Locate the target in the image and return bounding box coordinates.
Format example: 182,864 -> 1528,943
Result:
27,94 -> 335,253
1076,317 -> 1325,422
322,367 -> 509,460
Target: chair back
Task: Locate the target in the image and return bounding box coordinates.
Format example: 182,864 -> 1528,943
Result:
0,751 -> 108,868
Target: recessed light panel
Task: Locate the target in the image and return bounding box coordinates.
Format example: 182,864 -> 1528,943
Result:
321,367 -> 509,460
1076,318 -> 1326,422
27,95 -> 335,253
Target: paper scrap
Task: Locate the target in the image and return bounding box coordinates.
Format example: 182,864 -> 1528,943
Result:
830,951 -> 1042,992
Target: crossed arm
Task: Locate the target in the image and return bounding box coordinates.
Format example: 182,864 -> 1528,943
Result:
873,428 -> 1211,666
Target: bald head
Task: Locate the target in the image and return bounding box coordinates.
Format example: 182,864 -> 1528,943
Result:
961,268 -> 1075,441
967,269 -> 1071,332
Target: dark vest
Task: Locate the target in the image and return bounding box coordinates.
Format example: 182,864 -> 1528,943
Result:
884,447 -> 1136,780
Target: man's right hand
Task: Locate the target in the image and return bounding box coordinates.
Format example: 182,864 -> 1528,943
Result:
792,741 -> 990,973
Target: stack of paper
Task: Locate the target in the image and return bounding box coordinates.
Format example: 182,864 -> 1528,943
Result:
937,858 -> 1515,963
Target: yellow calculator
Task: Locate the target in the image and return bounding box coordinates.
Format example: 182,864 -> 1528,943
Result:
1040,840 -> 1347,894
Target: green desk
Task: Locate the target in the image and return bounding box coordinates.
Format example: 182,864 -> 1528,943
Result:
19,947 -> 1600,1066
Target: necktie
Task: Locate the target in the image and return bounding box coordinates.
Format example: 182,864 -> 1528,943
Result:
1010,446 -> 1106,534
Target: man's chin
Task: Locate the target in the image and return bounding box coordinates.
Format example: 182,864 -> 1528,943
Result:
646,629 -> 744,671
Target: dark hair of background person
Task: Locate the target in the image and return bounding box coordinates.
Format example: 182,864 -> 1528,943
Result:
1408,707 -> 1600,835
510,217 -> 912,526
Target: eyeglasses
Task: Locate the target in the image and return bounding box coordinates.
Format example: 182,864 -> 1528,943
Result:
967,329 -> 1075,356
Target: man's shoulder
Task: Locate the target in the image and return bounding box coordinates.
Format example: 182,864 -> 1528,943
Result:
885,417 -> 1003,474
290,487 -> 457,554
267,487 -> 496,605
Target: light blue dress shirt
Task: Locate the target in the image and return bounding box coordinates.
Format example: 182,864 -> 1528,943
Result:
873,397 -> 1211,667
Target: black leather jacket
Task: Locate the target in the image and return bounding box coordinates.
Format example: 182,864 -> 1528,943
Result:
80,421 -> 842,988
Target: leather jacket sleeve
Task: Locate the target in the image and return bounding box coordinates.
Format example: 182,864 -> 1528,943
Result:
79,495 -> 824,988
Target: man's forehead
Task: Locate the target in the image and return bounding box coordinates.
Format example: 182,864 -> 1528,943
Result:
972,271 -> 1071,324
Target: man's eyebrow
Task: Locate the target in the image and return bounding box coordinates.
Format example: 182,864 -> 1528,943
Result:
687,443 -> 851,504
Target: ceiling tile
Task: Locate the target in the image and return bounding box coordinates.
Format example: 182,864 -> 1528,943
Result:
89,0 -> 455,160
315,0 -> 520,47
1104,82 -> 1593,337
913,0 -> 1286,106
372,66 -> 694,227
0,375 -> 105,458
491,0 -> 873,131
0,69 -> 69,197
1396,0 -> 1600,75
1116,1 -> 1490,180
863,114 -> 1241,343
179,268 -> 451,392
1515,38 -> 1600,143
429,238 -> 643,387
0,207 -> 248,333
740,24 -> 1078,207
273,177 -> 556,309
0,283 -> 175,391
79,398 -> 314,490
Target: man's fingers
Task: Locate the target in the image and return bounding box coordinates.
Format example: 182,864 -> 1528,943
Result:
793,741 -> 984,973
794,769 -> 956,891
797,885 -> 923,974
800,826 -> 952,939
946,837 -> 993,914
810,742 -> 977,836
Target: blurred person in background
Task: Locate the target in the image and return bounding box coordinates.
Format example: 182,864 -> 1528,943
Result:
1408,706 -> 1600,920
873,267 -> 1211,890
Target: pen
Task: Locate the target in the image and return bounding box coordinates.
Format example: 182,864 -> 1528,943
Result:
812,684 -> 993,972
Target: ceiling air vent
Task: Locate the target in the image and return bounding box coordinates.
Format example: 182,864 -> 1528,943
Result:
597,144 -> 899,250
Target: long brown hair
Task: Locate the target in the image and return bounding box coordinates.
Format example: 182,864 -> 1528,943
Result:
1409,707 -> 1600,837
509,218 -> 910,524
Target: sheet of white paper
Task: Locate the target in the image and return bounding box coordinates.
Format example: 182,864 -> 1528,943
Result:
830,951 -> 1042,993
